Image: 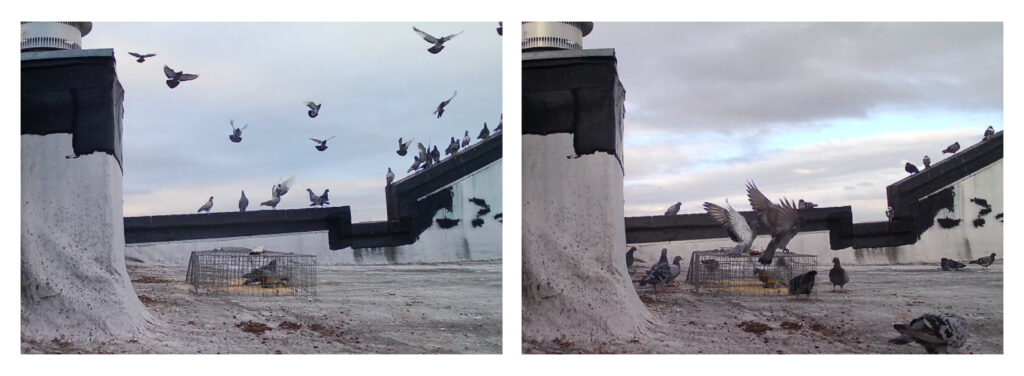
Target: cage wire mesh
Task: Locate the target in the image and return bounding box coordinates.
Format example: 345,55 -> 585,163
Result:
685,248 -> 817,296
186,248 -> 317,296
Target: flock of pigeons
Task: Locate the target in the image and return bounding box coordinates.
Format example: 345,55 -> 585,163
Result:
128,24 -> 501,214
903,126 -> 996,176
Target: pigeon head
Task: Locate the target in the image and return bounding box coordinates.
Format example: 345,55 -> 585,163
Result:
990,252 -> 996,258
807,270 -> 817,277
672,256 -> 683,265
832,257 -> 840,264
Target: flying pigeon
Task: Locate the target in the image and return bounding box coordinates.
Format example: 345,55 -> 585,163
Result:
477,122 -> 490,139
983,126 -> 995,140
197,196 -> 213,213
665,202 -> 681,216
886,207 -> 895,221
626,246 -> 638,268
788,270 -> 817,299
228,119 -> 248,143
433,91 -> 457,118
798,199 -> 818,209
412,26 -> 464,54
304,101 -> 321,118
462,131 -> 471,148
260,195 -> 281,209
306,188 -> 322,207
430,145 -> 441,164
942,142 -> 960,154
497,22 -> 503,36
703,199 -> 755,255
397,137 -> 413,156
319,189 -> 330,206
639,249 -> 672,292
747,181 -> 804,265
408,156 -> 423,172
163,65 -> 198,89
829,257 -> 849,293
386,168 -> 395,186
273,176 -> 296,198
923,155 -> 931,169
889,313 -> 968,354
239,191 -> 248,212
495,114 -> 503,132
905,162 -> 920,174
665,256 -> 683,286
128,52 -> 155,63
969,252 -> 996,268
310,136 -> 335,152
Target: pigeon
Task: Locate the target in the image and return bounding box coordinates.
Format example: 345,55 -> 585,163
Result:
828,257 -> 849,292
433,91 -> 457,118
228,119 -> 248,143
665,256 -> 683,286
477,123 -> 490,139
238,191 -> 248,212
260,196 -> 281,209
462,131 -> 471,148
430,146 -> 441,164
665,202 -> 681,216
495,114 -> 503,132
163,65 -> 198,89
128,52 -> 155,63
273,176 -> 296,198
497,22 -> 503,36
408,156 -> 423,172
703,199 -> 755,255
412,26 -> 464,54
445,137 -> 459,156
306,188 -> 322,207
383,168 -> 395,186
304,101 -> 321,118
923,155 -> 931,169
747,181 -> 804,265
940,257 -> 966,271
397,137 -> 413,156
983,126 -> 994,140
886,207 -> 895,221
889,313 -> 968,354
905,162 -> 920,174
798,199 -> 818,209
639,249 -> 671,292
942,142 -> 960,154
310,136 -> 335,152
969,252 -> 996,268
625,247 -> 638,268
788,270 -> 817,299
318,189 -> 330,206
416,142 -> 429,161
197,196 -> 213,213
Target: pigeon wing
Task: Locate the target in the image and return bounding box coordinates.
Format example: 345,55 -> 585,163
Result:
704,202 -> 743,243
163,65 -> 176,78
129,52 -> 143,58
412,26 -> 440,43
310,138 -> 324,144
440,30 -> 465,43
178,73 -> 199,81
772,198 -> 802,231
305,101 -> 318,111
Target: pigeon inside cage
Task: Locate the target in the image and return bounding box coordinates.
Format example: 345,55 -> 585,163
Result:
185,248 -> 317,296
685,250 -> 817,295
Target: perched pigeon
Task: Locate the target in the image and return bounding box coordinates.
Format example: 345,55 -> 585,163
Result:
477,123 -> 490,140
462,131 -> 471,148
747,181 -> 804,265
433,91 -> 457,118
969,252 -> 996,268
416,142 -> 429,162
495,114 -> 503,132
260,196 -> 281,209
412,26 -> 464,54
163,65 -> 198,89
886,207 -> 895,221
128,52 -> 155,63
665,202 -> 681,216
304,101 -> 321,118
798,199 -> 818,209
197,196 -> 214,213
626,246 -> 638,268
446,137 -> 459,156
942,142 -> 960,154
983,126 -> 994,140
228,119 -> 248,143
306,188 -> 322,207
238,191 -> 248,212
703,199 -> 755,255
889,313 -> 968,354
430,146 -> 441,164
940,257 -> 966,271
397,137 -> 413,156
386,168 -> 395,186
829,257 -> 849,292
639,249 -> 671,292
273,176 -> 296,198
319,189 -> 330,206
923,155 -> 931,169
665,256 -> 683,285
497,22 -> 503,36
788,270 -> 817,299
408,156 -> 423,172
905,162 -> 920,174
451,137 -> 461,154
310,136 -> 335,152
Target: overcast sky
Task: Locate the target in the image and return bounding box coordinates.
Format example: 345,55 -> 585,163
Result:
87,22 -> 502,221
584,22 -> 1003,222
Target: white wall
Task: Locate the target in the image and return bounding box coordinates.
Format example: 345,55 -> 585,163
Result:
125,160 -> 503,265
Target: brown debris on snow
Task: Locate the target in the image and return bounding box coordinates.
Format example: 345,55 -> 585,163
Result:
738,321 -> 773,335
236,321 -> 272,335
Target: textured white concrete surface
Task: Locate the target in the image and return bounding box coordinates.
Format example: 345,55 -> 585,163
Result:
21,134 -> 150,343
522,133 -> 652,342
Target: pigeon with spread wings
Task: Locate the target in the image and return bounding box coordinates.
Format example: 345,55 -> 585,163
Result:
163,65 -> 198,89
747,181 -> 804,265
434,91 -> 457,118
128,52 -> 155,63
703,199 -> 756,255
413,26 -> 464,54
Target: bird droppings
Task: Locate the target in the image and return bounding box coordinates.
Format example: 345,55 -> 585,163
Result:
236,321 -> 272,335
278,321 -> 302,331
738,321 -> 773,335
780,322 -> 803,330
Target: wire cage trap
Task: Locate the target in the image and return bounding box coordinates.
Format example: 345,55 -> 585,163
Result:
185,248 -> 317,296
685,249 -> 817,296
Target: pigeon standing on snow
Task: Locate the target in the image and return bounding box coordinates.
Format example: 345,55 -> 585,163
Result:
163,65 -> 198,89
477,123 -> 490,140
703,199 -> 755,255
639,248 -> 671,292
228,119 -> 248,143
310,136 -> 335,151
197,196 -> 213,213
665,256 -> 683,286
969,252 -> 996,268
889,313 -> 968,354
433,91 -> 457,118
386,168 -> 395,186
983,126 -> 995,141
128,52 -> 155,63
905,162 -> 920,174
788,270 -> 817,299
940,257 -> 966,271
829,257 -> 849,292
923,155 -> 931,169
238,191 -> 248,212
462,131 -> 471,148
747,181 -> 804,265
942,142 -> 960,154
397,138 -> 413,156
412,26 -> 464,54
304,101 -> 321,118
665,202 -> 681,216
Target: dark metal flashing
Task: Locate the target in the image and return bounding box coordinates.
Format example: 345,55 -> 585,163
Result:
22,49 -> 124,170
124,207 -> 352,249
523,49 -> 625,169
